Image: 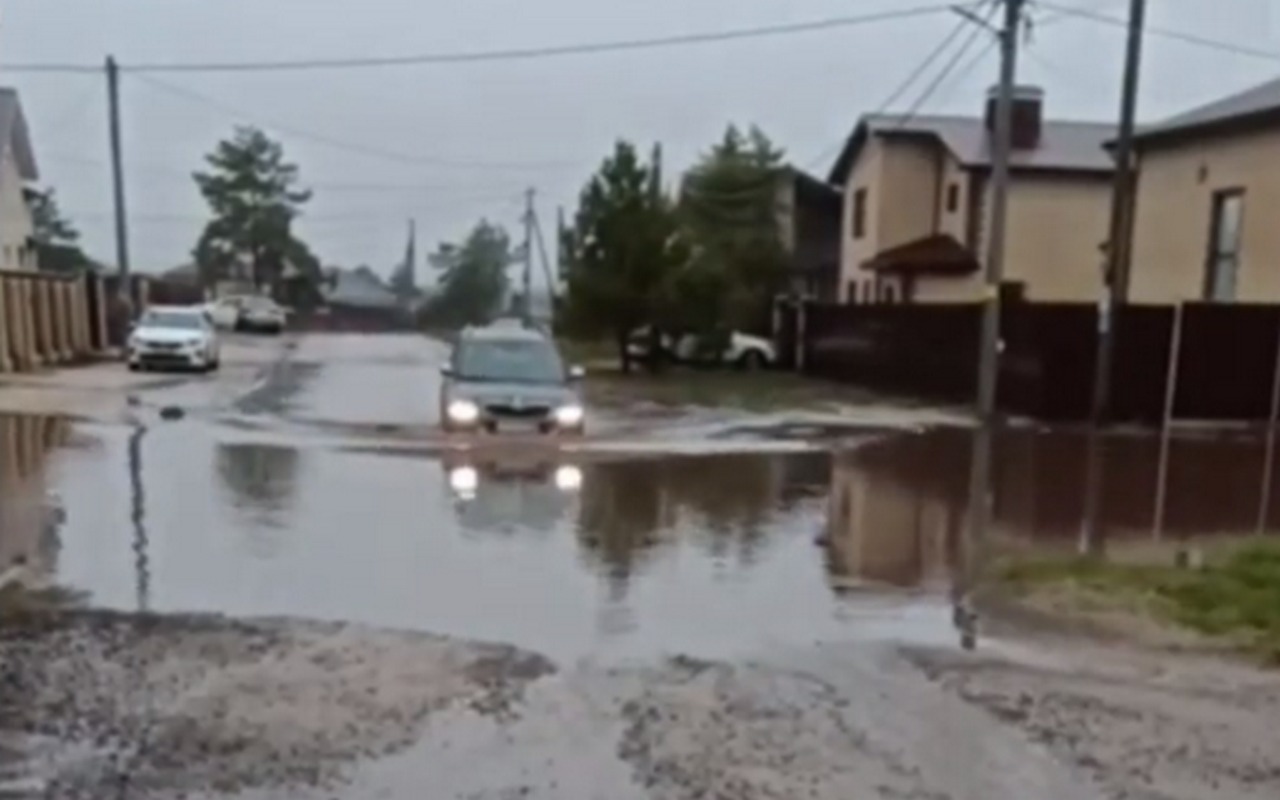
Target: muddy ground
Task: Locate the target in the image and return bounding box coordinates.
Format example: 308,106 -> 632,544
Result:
1,333 -> 1278,799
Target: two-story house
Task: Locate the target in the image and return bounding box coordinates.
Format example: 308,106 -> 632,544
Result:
0,88 -> 39,272
828,86 -> 1115,304
1125,75 -> 1280,303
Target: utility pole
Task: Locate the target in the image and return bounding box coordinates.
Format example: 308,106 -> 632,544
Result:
522,187 -> 535,323
957,0 -> 1024,650
1080,0 -> 1148,554
106,56 -> 131,302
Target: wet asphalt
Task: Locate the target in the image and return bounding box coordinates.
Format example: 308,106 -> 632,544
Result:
3,333 -> 1279,799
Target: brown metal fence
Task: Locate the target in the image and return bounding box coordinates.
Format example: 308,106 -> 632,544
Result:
787,300 -> 1280,423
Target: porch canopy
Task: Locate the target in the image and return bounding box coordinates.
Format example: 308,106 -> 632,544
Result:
862,233 -> 979,276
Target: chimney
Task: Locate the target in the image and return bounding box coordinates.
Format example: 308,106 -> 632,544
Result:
985,85 -> 1044,150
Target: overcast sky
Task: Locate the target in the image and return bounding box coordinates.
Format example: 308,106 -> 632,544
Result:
1,0 -> 1277,282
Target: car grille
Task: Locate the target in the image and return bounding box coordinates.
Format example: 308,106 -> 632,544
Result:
484,403 -> 551,418
142,342 -> 182,351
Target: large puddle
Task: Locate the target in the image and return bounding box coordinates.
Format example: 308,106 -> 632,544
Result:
6,412 -> 1276,666
3,413 -> 954,663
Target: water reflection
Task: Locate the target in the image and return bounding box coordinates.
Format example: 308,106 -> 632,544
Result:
575,453 -> 829,585
0,415 -> 69,589
215,443 -> 301,532
824,425 -> 1280,586
441,451 -> 578,534
127,425 -> 150,611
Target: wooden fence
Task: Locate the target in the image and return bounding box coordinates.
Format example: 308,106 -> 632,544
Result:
783,299 -> 1280,423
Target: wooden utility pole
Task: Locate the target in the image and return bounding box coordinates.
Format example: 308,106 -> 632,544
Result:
957,0 -> 1024,650
1080,0 -> 1148,553
106,56 -> 131,301
522,187 -> 535,322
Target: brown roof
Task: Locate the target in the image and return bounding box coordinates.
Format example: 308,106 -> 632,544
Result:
863,233 -> 978,276
828,114 -> 1115,185
1128,75 -> 1280,147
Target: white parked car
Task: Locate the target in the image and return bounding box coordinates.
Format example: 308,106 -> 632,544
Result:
626,327 -> 776,369
203,295 -> 288,334
237,296 -> 288,334
127,305 -> 220,372
204,296 -> 245,331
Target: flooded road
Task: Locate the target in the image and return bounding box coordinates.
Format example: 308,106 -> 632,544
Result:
3,333 -> 1279,800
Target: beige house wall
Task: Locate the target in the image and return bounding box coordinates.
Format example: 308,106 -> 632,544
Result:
1129,126 -> 1280,303
839,134 -> 1111,305
906,172 -> 1109,304
936,154 -> 971,244
839,138 -> 884,303
877,137 -> 939,253
0,152 -> 34,271
999,173 -> 1110,301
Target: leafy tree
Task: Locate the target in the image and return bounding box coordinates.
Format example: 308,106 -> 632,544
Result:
559,140 -> 686,370
677,125 -> 787,336
24,187 -> 93,273
421,220 -> 512,329
193,126 -> 313,294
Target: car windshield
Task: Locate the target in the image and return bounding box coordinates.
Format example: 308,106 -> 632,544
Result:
454,338 -> 565,384
140,311 -> 204,330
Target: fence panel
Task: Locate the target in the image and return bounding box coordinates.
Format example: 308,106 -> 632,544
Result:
793,299 -> 1280,424
803,302 -> 980,404
1175,303 -> 1280,421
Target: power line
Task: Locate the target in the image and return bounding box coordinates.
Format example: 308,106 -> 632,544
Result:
894,0 -> 1000,128
802,1 -> 991,172
0,6 -> 956,75
1037,1 -> 1280,61
40,149 -> 528,194
128,72 -> 578,171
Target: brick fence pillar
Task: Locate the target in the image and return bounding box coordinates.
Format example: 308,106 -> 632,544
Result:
36,281 -> 56,365
0,276 -> 12,373
16,278 -> 37,370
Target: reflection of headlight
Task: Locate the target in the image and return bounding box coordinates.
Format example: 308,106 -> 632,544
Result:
554,404 -> 584,426
554,465 -> 583,491
447,400 -> 480,424
449,466 -> 479,493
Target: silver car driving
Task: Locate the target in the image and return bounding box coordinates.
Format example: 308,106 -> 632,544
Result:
439,324 -> 585,434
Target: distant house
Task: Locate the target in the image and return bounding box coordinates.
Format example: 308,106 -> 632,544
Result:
775,166 -> 842,302
0,88 -> 39,272
1126,75 -> 1280,303
828,86 -> 1115,304
321,266 -> 411,330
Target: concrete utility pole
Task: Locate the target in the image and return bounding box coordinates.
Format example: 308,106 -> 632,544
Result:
1080,0 -> 1148,553
957,0 -> 1024,650
106,56 -> 131,301
522,187 -> 535,322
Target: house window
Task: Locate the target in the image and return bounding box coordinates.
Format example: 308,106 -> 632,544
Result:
851,188 -> 867,239
1204,189 -> 1244,302
880,282 -> 898,303
846,280 -> 858,304
946,183 -> 960,213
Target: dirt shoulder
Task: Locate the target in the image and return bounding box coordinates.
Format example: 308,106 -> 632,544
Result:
5,606 -> 1280,799
904,635 -> 1280,800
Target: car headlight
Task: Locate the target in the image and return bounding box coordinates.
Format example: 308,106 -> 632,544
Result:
554,465 -> 583,491
449,466 -> 479,494
446,399 -> 480,424
554,404 -> 584,427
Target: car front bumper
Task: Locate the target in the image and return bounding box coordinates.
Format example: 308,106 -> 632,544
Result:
129,344 -> 208,370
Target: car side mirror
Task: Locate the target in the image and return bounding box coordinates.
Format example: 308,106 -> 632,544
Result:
439,365 -> 453,378
568,365 -> 585,380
